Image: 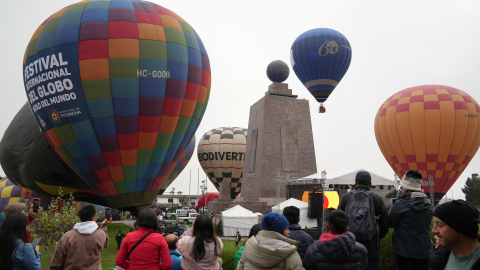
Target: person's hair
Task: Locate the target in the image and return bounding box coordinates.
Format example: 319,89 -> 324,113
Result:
78,205 -> 97,222
283,206 -> 300,225
4,203 -> 26,218
167,236 -> 178,250
327,210 -> 349,235
192,214 -> 219,261
0,212 -> 29,270
135,209 -> 160,230
118,230 -> 121,233
248,224 -> 262,238
405,170 -> 423,180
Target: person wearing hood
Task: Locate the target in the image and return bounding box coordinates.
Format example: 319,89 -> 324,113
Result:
388,170 -> 433,270
303,210 -> 368,270
237,212 -> 304,270
50,204 -> 112,270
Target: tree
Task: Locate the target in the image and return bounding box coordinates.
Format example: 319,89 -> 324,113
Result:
179,196 -> 189,207
461,173 -> 480,206
28,187 -> 80,259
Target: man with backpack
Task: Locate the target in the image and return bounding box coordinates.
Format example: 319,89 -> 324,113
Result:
338,171 -> 389,270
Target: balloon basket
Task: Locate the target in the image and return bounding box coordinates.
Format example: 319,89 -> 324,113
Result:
319,104 -> 326,113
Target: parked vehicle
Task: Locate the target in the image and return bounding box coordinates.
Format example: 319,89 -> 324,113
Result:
177,213 -> 198,223
167,209 -> 188,219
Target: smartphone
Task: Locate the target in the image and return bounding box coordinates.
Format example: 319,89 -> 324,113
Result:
33,199 -> 40,213
105,209 -> 112,220
31,237 -> 41,248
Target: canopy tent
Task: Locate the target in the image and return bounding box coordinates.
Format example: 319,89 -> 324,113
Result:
272,198 -> 317,228
222,205 -> 262,236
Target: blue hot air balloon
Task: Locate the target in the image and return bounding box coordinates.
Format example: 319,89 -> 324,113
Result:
290,28 -> 352,112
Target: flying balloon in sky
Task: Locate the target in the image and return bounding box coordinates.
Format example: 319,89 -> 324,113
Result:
198,127 -> 247,199
375,85 -> 480,200
22,0 -> 211,212
290,28 -> 352,113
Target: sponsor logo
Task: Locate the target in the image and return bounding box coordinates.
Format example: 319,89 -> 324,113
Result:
50,109 -> 61,124
318,40 -> 339,56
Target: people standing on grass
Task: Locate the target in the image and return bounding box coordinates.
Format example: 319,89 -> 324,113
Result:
283,206 -> 314,259
115,230 -> 126,251
431,200 -> 480,270
235,231 -> 242,248
234,224 -> 262,270
303,210 -> 368,270
176,214 -> 224,270
166,234 -> 183,270
0,212 -> 42,270
338,171 -> 389,270
50,204 -> 111,270
388,170 -> 433,270
237,211 -> 304,270
116,209 -> 172,270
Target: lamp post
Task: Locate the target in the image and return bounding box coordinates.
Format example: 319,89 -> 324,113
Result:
201,180 -> 207,213
170,187 -> 175,213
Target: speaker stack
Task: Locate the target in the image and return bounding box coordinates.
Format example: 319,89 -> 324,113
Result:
307,192 -> 324,219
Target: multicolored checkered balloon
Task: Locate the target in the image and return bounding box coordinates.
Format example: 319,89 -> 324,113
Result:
375,85 -> 480,200
22,0 -> 211,211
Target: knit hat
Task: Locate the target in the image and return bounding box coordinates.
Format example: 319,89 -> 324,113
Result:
4,202 -> 26,217
400,170 -> 423,192
262,212 -> 289,234
355,171 -> 371,186
434,200 -> 480,238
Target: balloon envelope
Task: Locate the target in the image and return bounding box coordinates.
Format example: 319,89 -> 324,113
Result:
0,177 -> 110,222
0,102 -> 106,206
197,192 -> 219,208
198,127 -> 247,199
290,28 -> 352,103
22,1 -> 211,210
374,85 -> 480,200
159,135 -> 196,194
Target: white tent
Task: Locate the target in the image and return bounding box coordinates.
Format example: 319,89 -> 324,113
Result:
272,198 -> 317,228
222,205 -> 262,236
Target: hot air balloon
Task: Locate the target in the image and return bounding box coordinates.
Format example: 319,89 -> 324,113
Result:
22,1 -> 211,213
198,127 -> 247,199
374,85 -> 480,201
0,102 -> 106,206
197,192 -> 219,208
290,28 -> 352,113
159,135 -> 196,194
0,178 -> 110,222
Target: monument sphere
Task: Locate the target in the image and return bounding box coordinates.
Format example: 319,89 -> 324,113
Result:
266,60 -> 289,83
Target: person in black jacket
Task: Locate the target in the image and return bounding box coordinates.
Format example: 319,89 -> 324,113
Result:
303,210 -> 368,270
432,200 -> 480,270
235,231 -> 242,248
388,170 -> 432,270
115,230 -> 126,250
283,205 -> 314,259
338,171 -> 388,270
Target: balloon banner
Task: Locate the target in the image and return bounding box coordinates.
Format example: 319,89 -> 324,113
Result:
22,1 -> 211,210
375,85 -> 480,199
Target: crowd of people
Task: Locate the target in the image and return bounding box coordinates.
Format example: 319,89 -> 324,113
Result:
0,170 -> 479,270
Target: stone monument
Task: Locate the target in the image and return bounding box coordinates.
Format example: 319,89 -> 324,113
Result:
235,61 -> 317,213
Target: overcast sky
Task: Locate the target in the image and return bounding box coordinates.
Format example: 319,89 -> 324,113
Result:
0,0 -> 479,200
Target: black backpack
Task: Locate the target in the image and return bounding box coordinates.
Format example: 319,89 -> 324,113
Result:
345,190 -> 377,242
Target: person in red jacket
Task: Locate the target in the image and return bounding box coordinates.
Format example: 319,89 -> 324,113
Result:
4,202 -> 37,242
116,209 -> 172,270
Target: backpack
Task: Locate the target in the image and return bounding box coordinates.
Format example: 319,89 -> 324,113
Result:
345,190 -> 377,242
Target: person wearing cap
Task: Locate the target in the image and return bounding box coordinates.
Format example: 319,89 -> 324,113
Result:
431,200 -> 480,270
388,170 -> 433,270
237,212 -> 304,270
338,171 -> 389,270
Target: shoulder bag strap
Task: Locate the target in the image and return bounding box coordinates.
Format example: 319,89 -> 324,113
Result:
127,232 -> 153,260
